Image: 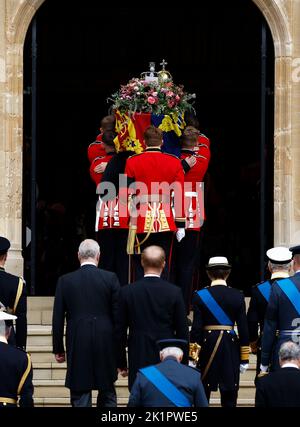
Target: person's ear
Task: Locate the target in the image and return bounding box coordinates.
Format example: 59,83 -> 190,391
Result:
5,326 -> 12,340
159,351 -> 163,361
78,252 -> 81,263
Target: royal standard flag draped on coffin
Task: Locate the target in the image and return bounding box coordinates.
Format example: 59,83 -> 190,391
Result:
114,110 -> 186,157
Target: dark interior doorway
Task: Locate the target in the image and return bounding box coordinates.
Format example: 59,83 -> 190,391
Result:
23,0 -> 274,295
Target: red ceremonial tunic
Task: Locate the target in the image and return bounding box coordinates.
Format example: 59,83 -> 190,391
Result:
125,148 -> 185,234
87,134 -> 106,163
181,149 -> 210,231
194,133 -> 211,163
90,153 -> 128,230
89,153 -> 114,187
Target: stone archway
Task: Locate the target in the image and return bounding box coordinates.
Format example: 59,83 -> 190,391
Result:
0,0 -> 297,276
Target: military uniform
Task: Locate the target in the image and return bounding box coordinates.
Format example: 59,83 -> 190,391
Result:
195,133 -> 211,158
258,246 -> 294,372
173,148 -> 209,313
247,273 -> 290,374
125,147 -> 185,280
89,152 -> 115,187
87,134 -> 106,163
0,237 -> 27,350
128,339 -> 208,407
0,311 -> 33,407
190,258 -> 249,407
96,152 -> 131,286
261,271 -> 300,371
0,342 -> 33,407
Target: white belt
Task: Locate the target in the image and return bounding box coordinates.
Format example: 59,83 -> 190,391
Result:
185,191 -> 198,197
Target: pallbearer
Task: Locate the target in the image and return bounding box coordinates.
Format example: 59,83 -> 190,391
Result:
190,256 -> 249,407
174,126 -> 210,314
87,115 -> 115,163
125,126 -> 186,280
92,131 -> 129,286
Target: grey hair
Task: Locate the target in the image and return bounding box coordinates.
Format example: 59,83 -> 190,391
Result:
0,320 -> 6,337
78,239 -> 100,260
268,261 -> 291,272
160,347 -> 183,360
279,341 -> 300,361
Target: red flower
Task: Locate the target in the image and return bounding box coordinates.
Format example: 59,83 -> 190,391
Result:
147,96 -> 157,104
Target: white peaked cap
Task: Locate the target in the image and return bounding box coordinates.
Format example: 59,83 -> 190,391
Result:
207,256 -> 231,269
266,247 -> 292,264
0,310 -> 17,321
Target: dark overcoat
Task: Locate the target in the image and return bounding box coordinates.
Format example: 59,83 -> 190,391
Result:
52,264 -> 120,391
256,367 -> 300,407
116,276 -> 189,390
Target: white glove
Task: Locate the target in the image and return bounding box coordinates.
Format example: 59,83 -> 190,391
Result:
240,363 -> 249,374
188,360 -> 197,368
176,228 -> 185,242
260,364 -> 268,373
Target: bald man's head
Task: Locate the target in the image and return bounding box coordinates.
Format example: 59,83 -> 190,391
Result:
141,246 -> 166,273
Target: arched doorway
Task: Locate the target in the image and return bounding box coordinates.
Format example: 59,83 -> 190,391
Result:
21,0 -> 275,295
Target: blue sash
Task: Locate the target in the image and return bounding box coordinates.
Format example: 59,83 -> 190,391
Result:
197,289 -> 233,326
257,281 -> 271,302
277,278 -> 300,315
140,366 -> 191,407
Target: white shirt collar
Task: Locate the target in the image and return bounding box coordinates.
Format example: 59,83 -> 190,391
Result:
295,270 -> 300,274
80,262 -> 97,267
281,362 -> 299,369
271,272 -> 290,280
211,279 -> 227,287
144,274 -> 161,278
0,336 -> 8,344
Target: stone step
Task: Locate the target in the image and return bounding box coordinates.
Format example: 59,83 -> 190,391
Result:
210,398 -> 254,407
34,397 -> 129,407
32,379 -> 255,400
33,397 -> 254,407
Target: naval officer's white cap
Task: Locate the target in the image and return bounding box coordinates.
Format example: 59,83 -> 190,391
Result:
266,247 -> 292,264
0,311 -> 17,321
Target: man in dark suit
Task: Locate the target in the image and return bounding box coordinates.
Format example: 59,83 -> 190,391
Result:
190,256 -> 249,407
260,244 -> 300,373
256,341 -> 300,407
0,311 -> 33,407
247,246 -> 292,374
52,239 -> 120,407
128,339 -> 208,407
0,236 -> 27,350
116,245 -> 189,390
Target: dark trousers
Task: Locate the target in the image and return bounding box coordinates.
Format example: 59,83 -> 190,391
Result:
172,230 -> 200,314
97,229 -> 129,286
205,387 -> 238,408
132,232 -> 174,281
70,385 -> 117,407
